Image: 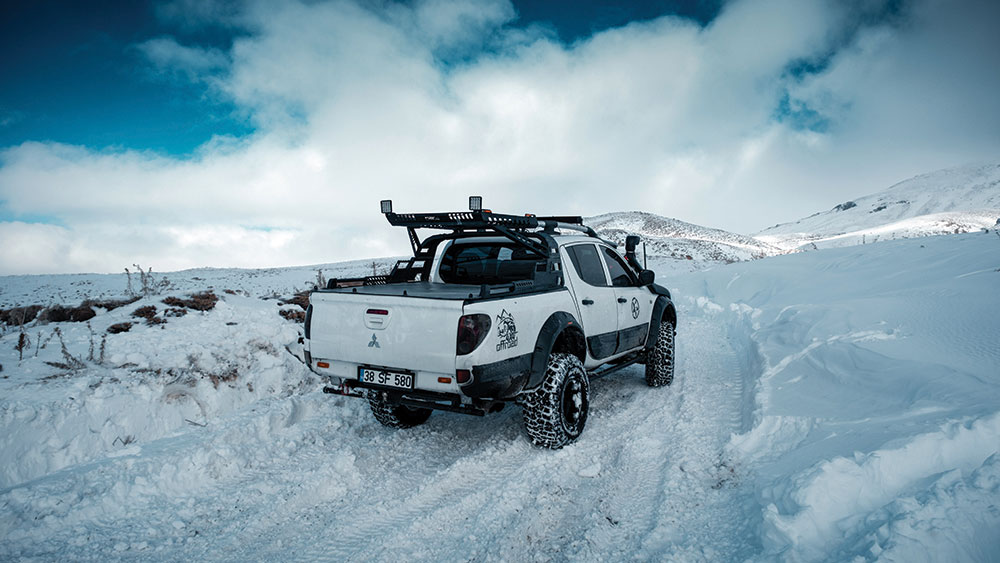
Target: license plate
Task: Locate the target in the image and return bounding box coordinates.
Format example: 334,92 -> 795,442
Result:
358,367 -> 414,390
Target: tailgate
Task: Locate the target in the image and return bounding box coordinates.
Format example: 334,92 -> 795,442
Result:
308,291 -> 463,374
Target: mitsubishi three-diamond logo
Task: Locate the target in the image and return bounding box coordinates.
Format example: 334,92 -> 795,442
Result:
368,333 -> 380,348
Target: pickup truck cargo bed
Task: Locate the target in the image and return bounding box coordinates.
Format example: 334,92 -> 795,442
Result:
316,282 -> 484,300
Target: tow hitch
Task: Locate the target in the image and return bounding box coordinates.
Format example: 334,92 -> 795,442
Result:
322,381 -> 365,398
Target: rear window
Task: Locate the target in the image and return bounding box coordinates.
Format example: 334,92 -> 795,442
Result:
566,244 -> 609,287
438,243 -> 544,284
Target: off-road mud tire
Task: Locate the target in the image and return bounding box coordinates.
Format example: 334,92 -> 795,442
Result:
519,353 -> 589,449
368,392 -> 432,429
645,319 -> 675,387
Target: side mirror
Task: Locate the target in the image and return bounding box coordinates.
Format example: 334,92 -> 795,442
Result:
638,269 -> 655,286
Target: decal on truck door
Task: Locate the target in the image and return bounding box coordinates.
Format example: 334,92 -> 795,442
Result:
631,297 -> 640,319
496,309 -> 519,352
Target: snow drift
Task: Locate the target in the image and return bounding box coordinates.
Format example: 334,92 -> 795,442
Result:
663,229 -> 1000,560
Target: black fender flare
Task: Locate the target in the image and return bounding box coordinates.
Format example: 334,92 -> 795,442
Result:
645,295 -> 677,353
650,283 -> 671,299
525,311 -> 583,390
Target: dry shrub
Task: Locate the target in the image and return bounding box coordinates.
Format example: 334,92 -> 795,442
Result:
163,291 -> 219,312
37,305 -> 96,324
279,308 -> 306,323
187,291 -> 219,311
16,332 -> 30,361
39,306 -> 70,323
70,305 -> 96,322
87,297 -> 140,312
132,305 -> 168,326
163,307 -> 187,318
126,264 -> 170,297
42,327 -> 86,371
208,367 -> 239,389
132,305 -> 157,319
107,322 -> 133,334
280,290 -> 310,311
0,305 -> 43,326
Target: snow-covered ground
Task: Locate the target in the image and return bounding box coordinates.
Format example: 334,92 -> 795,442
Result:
663,230 -> 1000,561
1,231 -> 998,561
0,257 -> 401,310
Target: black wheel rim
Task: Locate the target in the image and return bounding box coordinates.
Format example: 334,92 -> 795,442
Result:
560,376 -> 586,435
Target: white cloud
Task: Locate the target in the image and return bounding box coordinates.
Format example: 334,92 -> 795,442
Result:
138,36 -> 229,80
408,0 -> 516,51
0,222 -> 75,275
1,0 -> 998,275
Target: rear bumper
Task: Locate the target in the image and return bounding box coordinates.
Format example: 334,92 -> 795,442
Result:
324,379 -> 503,417
309,352 -> 534,401
311,357 -> 459,395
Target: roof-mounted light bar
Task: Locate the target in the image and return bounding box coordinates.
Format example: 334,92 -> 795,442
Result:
469,196 -> 482,211
380,200 -> 393,214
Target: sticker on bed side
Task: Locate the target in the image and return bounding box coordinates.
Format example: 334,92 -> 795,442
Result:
496,309 -> 518,352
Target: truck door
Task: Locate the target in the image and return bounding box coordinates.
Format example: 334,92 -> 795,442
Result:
563,243 -> 619,364
599,245 -> 653,354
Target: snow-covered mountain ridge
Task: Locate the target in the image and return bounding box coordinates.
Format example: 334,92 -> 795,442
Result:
586,211 -> 784,265
756,161 -> 1000,249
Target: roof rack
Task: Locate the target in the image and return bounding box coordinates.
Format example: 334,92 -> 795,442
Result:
385,210 -> 546,230
379,198 -> 612,254
385,210 -> 596,233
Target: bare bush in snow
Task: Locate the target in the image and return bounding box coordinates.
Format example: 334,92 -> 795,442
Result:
126,264 -> 170,298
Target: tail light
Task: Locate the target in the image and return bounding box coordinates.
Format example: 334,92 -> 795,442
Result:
457,314 -> 491,355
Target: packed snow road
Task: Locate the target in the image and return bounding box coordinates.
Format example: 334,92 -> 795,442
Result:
1,300 -> 759,561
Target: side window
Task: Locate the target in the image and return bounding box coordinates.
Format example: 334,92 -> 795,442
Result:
566,244 -> 609,287
602,247 -> 636,287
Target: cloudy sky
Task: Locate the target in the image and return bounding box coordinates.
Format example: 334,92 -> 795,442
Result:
1,0 -> 998,275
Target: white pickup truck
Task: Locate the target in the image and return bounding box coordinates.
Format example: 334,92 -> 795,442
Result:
305,198 -> 677,448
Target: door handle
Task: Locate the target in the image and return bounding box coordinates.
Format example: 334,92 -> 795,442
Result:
582,299 -> 594,305
617,297 -> 627,303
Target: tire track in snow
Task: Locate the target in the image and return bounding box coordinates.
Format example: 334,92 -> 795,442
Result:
638,314 -> 759,559
280,307 -> 757,561
300,437 -> 535,560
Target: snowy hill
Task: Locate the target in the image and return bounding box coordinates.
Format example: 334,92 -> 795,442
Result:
756,162 -> 1000,250
2,230 -> 998,560
587,211 -> 785,266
